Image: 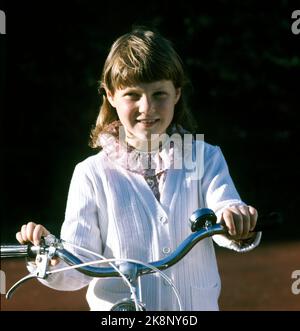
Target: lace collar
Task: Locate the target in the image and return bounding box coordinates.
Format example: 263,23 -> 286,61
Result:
98,121 -> 191,176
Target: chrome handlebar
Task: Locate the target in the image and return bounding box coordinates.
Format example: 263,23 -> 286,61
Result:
1,208 -> 225,298
50,222 -> 226,278
1,208 -> 279,300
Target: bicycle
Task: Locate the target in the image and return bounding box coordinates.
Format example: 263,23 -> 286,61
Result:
0,208 -> 275,311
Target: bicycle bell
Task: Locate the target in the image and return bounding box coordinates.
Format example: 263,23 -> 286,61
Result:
189,208 -> 217,232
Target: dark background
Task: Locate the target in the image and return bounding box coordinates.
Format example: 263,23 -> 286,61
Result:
1,0 -> 299,243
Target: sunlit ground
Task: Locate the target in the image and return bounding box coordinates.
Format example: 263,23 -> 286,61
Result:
1,241 -> 299,311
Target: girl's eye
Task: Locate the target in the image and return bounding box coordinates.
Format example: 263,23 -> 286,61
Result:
125,93 -> 140,100
153,91 -> 167,98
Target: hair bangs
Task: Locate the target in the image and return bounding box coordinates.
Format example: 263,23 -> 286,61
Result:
108,50 -> 176,91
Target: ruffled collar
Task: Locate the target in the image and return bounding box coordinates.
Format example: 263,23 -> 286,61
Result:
98,121 -> 190,176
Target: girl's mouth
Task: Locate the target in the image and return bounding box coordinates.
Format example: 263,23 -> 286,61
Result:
136,119 -> 160,126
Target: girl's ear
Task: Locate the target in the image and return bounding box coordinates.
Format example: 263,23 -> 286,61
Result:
106,89 -> 116,108
175,88 -> 181,104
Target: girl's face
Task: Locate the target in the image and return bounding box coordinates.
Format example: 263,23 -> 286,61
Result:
107,80 -> 181,149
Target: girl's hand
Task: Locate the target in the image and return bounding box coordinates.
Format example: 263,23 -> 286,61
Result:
219,205 -> 258,241
16,222 -> 59,266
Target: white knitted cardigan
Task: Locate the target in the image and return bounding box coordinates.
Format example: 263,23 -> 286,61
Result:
32,137 -> 261,311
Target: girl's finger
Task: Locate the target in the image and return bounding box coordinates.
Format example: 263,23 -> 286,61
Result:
21,224 -> 28,242
50,257 -> 60,266
229,206 -> 243,237
222,209 -> 235,236
26,222 -> 37,243
33,225 -> 49,246
239,205 -> 251,238
16,231 -> 25,244
248,206 -> 258,231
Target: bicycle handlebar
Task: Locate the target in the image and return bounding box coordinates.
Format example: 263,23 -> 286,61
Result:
0,208 -> 282,300
1,245 -> 39,258
53,210 -> 280,278
0,223 -> 226,277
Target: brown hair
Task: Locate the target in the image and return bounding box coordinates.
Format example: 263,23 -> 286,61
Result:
90,27 -> 197,148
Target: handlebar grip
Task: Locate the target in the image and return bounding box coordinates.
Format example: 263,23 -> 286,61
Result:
0,245 -> 29,258
190,208 -> 283,233
0,244 -> 38,258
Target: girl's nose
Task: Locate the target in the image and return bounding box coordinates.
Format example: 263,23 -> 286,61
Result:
138,95 -> 153,114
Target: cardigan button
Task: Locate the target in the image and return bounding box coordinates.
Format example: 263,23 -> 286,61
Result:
162,247 -> 171,254
163,279 -> 169,286
160,216 -> 168,224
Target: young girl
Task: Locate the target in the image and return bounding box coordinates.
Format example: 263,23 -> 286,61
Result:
16,27 -> 261,311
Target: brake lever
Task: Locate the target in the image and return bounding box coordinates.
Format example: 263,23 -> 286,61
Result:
6,273 -> 38,299
6,238 -> 59,299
